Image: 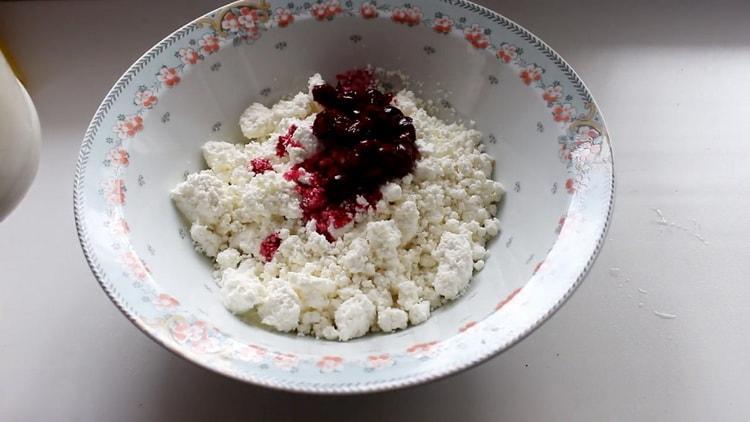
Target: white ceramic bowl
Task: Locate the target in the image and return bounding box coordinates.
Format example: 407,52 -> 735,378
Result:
0,52 -> 41,221
74,0 -> 613,393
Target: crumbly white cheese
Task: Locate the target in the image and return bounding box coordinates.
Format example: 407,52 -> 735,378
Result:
234,171 -> 301,223
377,307 -> 409,332
171,74 -> 505,341
334,293 -> 376,341
239,94 -> 314,140
257,278 -> 301,332
408,300 -> 431,325
216,247 -> 241,270
190,224 -> 222,257
239,103 -> 274,140
287,272 -> 336,311
219,267 -> 266,313
433,232 -> 474,299
171,170 -> 234,226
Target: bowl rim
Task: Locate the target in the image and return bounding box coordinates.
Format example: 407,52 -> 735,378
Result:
73,0 -> 614,394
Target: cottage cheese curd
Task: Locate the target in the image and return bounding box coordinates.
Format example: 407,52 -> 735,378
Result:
171,73 -> 504,341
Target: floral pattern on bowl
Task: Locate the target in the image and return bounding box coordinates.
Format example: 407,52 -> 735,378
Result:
74,0 -> 613,394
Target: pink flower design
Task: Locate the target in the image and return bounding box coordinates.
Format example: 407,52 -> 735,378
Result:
109,147 -> 130,166
563,129 -> 597,169
311,0 -> 342,20
496,287 -> 522,310
157,66 -> 181,88
154,293 -> 180,310
238,6 -> 259,31
542,85 -> 563,104
565,178 -> 576,194
198,34 -> 221,55
560,144 -> 573,162
134,89 -> 158,108
178,47 -> 201,65
573,126 -> 602,146
406,341 -> 439,359
245,27 -> 261,41
311,3 -> 328,20
366,354 -> 393,370
326,0 -> 342,17
390,7 -> 406,23
459,321 -> 477,332
565,125 -> 603,166
407,8 -> 422,26
273,353 -> 299,371
221,11 -> 241,33
463,24 -> 490,49
496,42 -> 519,63
170,320 -> 203,344
432,16 -> 453,34
122,250 -> 149,280
236,345 -> 267,363
275,7 -> 295,27
107,179 -> 127,205
573,141 -> 602,164
391,7 -> 421,26
552,103 -> 576,123
113,115 -> 143,139
519,64 -> 542,85
359,2 -> 378,19
167,319 -> 223,353
110,218 -> 130,234
316,355 -> 344,373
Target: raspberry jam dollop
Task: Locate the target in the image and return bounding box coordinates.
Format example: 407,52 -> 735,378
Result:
259,232 -> 282,262
275,124 -> 299,157
250,158 -> 273,174
284,69 -> 419,240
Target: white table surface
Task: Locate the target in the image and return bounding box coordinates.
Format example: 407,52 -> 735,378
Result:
2,1 -> 749,420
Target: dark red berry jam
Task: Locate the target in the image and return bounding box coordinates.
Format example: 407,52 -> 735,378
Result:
283,69 -> 419,240
250,158 -> 273,174
259,232 -> 282,262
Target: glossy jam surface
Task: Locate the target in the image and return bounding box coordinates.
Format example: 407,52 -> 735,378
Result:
283,70 -> 419,240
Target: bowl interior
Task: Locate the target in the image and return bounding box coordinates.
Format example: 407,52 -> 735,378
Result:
77,0 -> 612,392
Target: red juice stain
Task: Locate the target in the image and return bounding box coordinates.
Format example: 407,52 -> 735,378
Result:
335,68 -> 376,92
283,68 -> 418,240
259,232 -> 282,262
275,124 -> 299,157
250,158 -> 273,174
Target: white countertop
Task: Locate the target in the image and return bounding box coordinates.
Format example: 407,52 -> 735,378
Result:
1,1 -> 749,420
